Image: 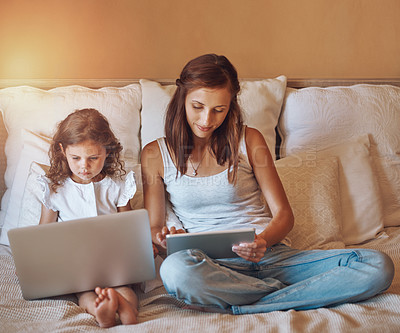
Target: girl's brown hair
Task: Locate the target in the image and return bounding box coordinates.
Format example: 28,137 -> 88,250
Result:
47,108 -> 125,192
164,54 -> 243,183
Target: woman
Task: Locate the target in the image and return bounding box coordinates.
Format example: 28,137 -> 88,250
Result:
141,54 -> 394,314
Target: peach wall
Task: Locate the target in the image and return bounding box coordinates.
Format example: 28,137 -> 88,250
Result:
0,0 -> 399,79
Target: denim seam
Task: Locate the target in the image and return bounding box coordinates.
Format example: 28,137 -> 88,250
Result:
232,266 -> 341,315
264,250 -> 360,269
232,249 -> 364,315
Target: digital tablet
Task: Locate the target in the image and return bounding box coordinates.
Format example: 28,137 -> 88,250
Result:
166,228 -> 255,259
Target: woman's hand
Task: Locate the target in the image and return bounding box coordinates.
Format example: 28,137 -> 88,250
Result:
152,244 -> 159,258
232,234 -> 267,263
155,226 -> 186,249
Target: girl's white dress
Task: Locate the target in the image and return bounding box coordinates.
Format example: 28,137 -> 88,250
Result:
39,171 -> 136,221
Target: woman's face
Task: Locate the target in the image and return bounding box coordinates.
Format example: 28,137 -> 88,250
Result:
185,86 -> 231,140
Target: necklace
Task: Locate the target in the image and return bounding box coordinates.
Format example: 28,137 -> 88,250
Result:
188,150 -> 206,176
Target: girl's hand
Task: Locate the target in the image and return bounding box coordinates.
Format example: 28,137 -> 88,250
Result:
232,234 -> 267,263
155,226 -> 186,249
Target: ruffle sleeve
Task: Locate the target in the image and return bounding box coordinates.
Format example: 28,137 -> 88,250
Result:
37,175 -> 58,212
117,170 -> 137,207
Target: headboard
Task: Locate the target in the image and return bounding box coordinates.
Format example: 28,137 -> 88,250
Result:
0,78 -> 400,90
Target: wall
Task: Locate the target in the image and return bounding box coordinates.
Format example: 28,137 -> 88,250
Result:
0,0 -> 399,79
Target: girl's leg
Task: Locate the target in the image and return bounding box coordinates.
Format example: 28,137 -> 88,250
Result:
112,286 -> 138,324
160,245 -> 394,314
77,286 -> 138,328
77,290 -> 118,328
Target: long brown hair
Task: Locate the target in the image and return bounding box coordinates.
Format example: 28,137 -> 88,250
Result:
47,108 -> 125,192
164,54 -> 243,183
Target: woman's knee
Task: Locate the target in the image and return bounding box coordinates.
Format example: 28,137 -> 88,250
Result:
361,249 -> 395,292
160,249 -> 209,294
375,251 -> 395,291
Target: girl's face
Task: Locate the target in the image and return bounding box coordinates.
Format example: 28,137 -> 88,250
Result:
185,86 -> 231,140
62,140 -> 107,184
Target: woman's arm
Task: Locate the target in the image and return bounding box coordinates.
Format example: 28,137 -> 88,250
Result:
233,127 -> 294,262
247,127 -> 294,245
39,204 -> 58,224
141,141 -> 168,248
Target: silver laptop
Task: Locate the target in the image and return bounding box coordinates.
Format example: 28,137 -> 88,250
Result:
8,209 -> 155,300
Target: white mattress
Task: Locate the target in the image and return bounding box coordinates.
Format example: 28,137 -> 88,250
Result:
1,227 -> 400,332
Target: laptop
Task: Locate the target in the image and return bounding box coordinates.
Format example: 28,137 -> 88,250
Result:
166,228 -> 255,259
8,209 -> 156,300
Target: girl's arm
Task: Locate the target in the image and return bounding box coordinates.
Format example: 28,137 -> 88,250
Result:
141,141 -> 168,249
233,127 -> 294,261
39,204 -> 58,224
117,203 -> 132,212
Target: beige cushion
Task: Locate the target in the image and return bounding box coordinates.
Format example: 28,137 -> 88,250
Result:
277,135 -> 383,245
276,156 -> 344,250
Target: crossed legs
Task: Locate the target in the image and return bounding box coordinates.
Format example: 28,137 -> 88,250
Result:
160,245 -> 394,314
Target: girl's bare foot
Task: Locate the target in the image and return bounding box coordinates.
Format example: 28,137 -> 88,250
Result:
94,287 -> 118,328
114,289 -> 138,325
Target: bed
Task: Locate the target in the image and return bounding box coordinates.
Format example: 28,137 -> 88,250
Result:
1,77 -> 400,332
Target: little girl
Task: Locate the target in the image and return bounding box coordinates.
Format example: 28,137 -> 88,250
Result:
39,108 -> 138,328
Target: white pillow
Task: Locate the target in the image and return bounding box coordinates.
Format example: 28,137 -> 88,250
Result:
279,84 -> 400,227
0,84 -> 142,232
279,135 -> 383,245
18,162 -> 49,230
0,130 -> 144,246
0,130 -> 51,245
0,117 -> 6,205
140,76 -> 287,160
140,80 -> 177,151
276,156 -> 344,250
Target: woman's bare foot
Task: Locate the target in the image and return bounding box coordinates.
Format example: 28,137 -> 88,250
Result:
94,287 -> 119,328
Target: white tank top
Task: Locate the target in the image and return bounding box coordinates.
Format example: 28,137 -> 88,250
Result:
157,129 -> 271,234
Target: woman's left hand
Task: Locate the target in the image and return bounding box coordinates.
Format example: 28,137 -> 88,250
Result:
232,234 -> 267,263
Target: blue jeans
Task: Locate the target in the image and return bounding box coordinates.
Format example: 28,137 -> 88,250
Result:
160,244 -> 394,314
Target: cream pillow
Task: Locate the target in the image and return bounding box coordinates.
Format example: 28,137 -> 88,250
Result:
279,135 -> 383,245
0,130 -> 50,245
0,84 -> 142,232
276,156 -> 344,250
279,84 -> 400,227
140,76 -> 287,160
18,162 -> 49,230
140,80 -> 177,150
0,129 -> 144,246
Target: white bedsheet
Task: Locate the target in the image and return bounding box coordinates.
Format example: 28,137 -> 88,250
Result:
1,227 -> 400,332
